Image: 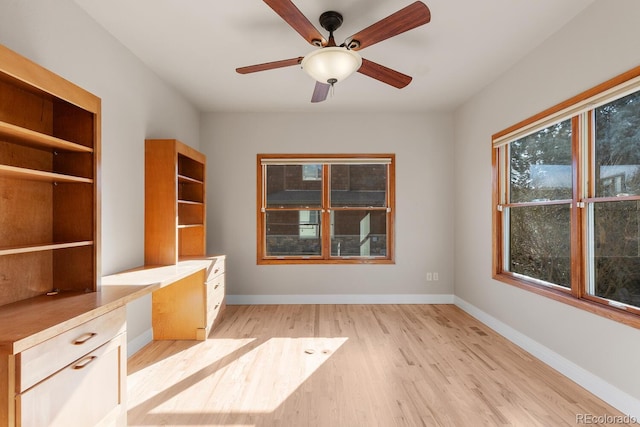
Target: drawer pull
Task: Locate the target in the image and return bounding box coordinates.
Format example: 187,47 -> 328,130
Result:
214,268 -> 219,274
214,284 -> 220,290
73,332 -> 97,345
73,355 -> 97,370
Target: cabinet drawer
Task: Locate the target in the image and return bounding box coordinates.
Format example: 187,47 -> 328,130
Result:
17,336 -> 124,427
205,256 -> 225,282
206,274 -> 225,328
17,306 -> 126,392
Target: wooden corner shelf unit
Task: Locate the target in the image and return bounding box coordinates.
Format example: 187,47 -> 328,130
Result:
145,139 -> 207,266
0,44 -> 128,426
144,139 -> 226,340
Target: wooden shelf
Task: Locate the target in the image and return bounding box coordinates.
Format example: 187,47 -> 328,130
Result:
0,164 -> 93,183
178,174 -> 203,184
0,241 -> 93,256
0,120 -> 93,153
0,43 -> 99,305
146,139 -> 206,265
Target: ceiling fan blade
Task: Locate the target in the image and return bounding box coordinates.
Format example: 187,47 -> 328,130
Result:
263,0 -> 327,46
346,1 -> 431,51
311,81 -> 330,103
357,58 -> 412,89
236,57 -> 303,74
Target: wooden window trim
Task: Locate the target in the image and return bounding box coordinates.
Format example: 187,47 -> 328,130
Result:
257,153 -> 395,265
492,65 -> 640,330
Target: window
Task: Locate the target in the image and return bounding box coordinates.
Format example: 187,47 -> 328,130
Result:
257,154 -> 395,264
493,66 -> 640,328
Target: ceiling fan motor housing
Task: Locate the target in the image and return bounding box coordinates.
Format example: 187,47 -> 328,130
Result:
319,11 -> 343,33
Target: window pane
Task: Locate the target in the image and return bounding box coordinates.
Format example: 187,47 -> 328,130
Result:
509,119 -> 572,203
594,90 -> 640,197
591,201 -> 640,308
299,210 -> 319,238
508,204 -> 571,287
302,164 -> 322,181
265,210 -> 321,256
331,210 -> 386,257
330,164 -> 387,207
266,165 -> 321,208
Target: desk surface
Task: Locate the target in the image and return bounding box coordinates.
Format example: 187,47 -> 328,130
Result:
0,257 -> 220,354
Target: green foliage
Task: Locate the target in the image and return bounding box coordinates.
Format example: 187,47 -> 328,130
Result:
509,119 -> 572,203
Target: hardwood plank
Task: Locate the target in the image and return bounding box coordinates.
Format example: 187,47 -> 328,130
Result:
127,305 -> 626,426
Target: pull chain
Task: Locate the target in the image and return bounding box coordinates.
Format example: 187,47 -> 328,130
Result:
328,78 -> 337,99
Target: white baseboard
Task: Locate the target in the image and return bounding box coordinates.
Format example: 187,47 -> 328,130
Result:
226,293 -> 455,305
127,328 -> 153,358
454,296 -> 640,420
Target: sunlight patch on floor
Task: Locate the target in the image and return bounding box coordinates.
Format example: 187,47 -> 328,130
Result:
127,338 -> 257,408
128,337 -> 348,422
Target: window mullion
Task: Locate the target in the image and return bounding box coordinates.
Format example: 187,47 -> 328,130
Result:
322,163 -> 331,259
570,115 -> 584,298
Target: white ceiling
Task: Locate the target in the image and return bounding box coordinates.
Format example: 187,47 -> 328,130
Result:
73,0 -> 595,113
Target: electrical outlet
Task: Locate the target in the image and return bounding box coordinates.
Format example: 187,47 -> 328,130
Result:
426,272 -> 433,281
433,272 -> 439,281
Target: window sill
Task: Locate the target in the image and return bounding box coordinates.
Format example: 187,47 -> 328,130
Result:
258,258 -> 395,265
493,272 -> 640,330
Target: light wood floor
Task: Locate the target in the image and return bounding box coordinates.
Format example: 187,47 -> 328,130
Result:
127,305 -> 625,426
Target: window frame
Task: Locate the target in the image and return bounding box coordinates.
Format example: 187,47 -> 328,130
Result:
492,66 -> 640,329
257,153 -> 395,265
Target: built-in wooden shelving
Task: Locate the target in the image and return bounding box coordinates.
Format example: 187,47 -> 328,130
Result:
0,43 -> 121,427
145,139 -> 207,265
0,44 -> 100,306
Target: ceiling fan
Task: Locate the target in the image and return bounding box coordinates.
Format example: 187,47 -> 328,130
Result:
236,0 -> 431,103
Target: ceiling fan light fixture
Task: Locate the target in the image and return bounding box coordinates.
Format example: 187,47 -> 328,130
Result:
301,47 -> 362,85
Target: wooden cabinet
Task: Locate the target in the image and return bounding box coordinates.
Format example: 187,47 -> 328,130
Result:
0,44 -> 128,427
15,308 -> 127,427
144,139 -> 225,340
145,139 -> 206,265
0,44 -> 100,306
0,295 -> 132,427
204,256 -> 226,337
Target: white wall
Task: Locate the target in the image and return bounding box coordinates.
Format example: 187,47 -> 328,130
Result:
0,0 -> 201,353
454,0 -> 640,416
201,112 -> 454,303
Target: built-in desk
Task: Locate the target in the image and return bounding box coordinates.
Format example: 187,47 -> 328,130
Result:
102,256 -> 226,340
0,256 -> 225,427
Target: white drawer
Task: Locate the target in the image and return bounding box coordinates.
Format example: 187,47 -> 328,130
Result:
17,336 -> 125,427
206,274 -> 225,329
17,306 -> 126,392
205,256 -> 225,282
